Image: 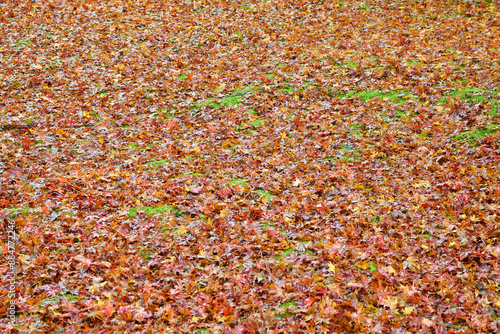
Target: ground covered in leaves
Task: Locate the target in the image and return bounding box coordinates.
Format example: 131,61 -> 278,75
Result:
1,0 -> 500,332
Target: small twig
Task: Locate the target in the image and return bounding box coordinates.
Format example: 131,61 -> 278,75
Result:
0,124 -> 35,131
220,92 -> 245,99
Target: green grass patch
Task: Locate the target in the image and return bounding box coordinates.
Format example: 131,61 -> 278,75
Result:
260,222 -> 275,229
278,83 -> 295,94
275,248 -> 294,260
395,110 -> 406,118
335,89 -> 410,104
41,293 -> 78,304
228,178 -> 249,186
155,109 -> 177,118
220,95 -> 244,106
342,62 -> 357,68
128,204 -> 184,217
406,59 -> 423,66
276,301 -> 297,318
5,206 -> 33,215
438,88 -> 500,105
193,86 -> 260,110
251,119 -> 262,127
349,124 -> 364,137
13,39 -> 33,47
452,124 -> 500,144
335,144 -> 362,162
255,189 -> 275,199
147,159 -> 169,167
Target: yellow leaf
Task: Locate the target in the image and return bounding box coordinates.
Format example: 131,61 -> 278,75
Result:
383,297 -> 398,309
357,262 -> 371,270
177,225 -> 188,235
403,306 -> 415,315
413,180 -> 430,188
191,316 -> 200,323
220,210 -> 227,218
328,262 -> 336,273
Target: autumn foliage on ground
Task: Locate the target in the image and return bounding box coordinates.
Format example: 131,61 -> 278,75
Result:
1,0 -> 500,332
